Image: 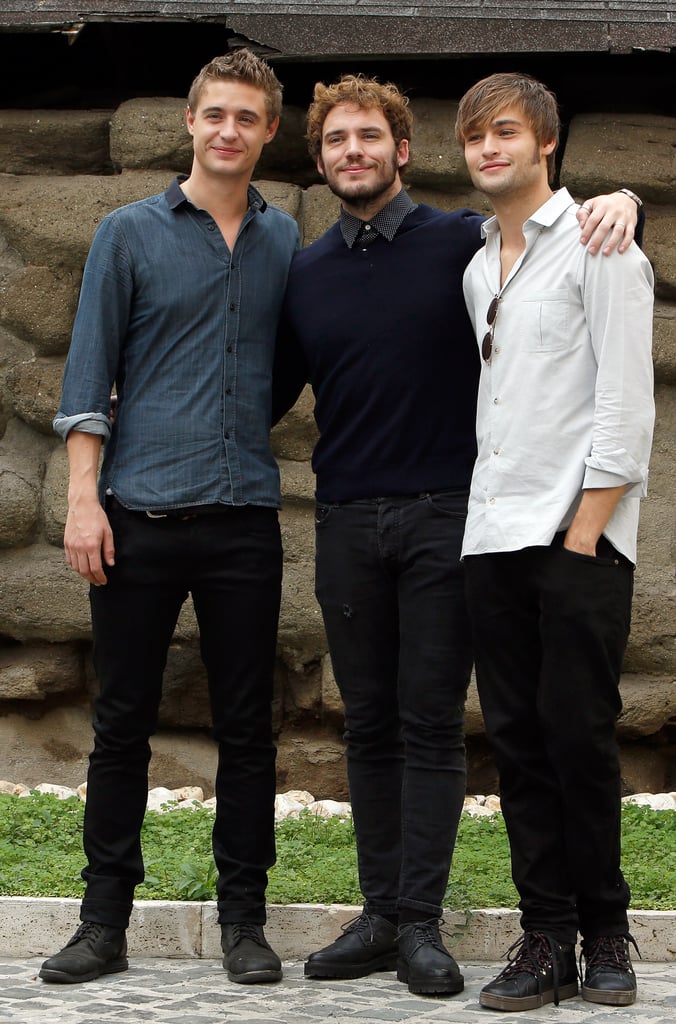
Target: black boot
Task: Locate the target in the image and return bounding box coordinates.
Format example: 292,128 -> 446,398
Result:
304,912 -> 398,979
397,918 -> 464,995
221,923 -> 282,984
479,931 -> 578,1011
581,934 -> 639,1006
39,922 -> 128,984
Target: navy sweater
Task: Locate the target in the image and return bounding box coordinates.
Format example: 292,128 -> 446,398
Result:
274,203 -> 485,503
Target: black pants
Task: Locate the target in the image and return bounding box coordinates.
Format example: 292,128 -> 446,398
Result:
464,536 -> 633,944
314,490 -> 473,919
81,500 -> 282,929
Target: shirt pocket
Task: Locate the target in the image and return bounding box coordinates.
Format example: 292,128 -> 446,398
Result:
520,290 -> 569,352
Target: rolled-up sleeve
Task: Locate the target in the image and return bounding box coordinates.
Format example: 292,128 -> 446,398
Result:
581,244 -> 655,497
54,213 -> 133,442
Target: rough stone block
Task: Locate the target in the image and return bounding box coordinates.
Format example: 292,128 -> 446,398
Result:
653,303 -> 676,385
42,442 -> 70,547
0,266 -> 79,355
255,179 -> 303,222
407,98 -> 471,190
275,729 -> 347,799
3,356 -> 67,436
0,542 -> 91,642
562,113 -> 676,205
0,172 -> 178,271
0,110 -> 113,176
0,643 -> 81,701
300,184 -> 341,246
110,97 -> 192,172
617,675 -> 676,739
0,418 -> 53,546
256,105 -> 317,183
271,385 -> 318,462
643,206 -> 676,300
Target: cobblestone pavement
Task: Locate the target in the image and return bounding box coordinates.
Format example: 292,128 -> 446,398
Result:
0,958 -> 674,1024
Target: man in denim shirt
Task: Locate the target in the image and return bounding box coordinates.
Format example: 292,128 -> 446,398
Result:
40,50 -> 299,987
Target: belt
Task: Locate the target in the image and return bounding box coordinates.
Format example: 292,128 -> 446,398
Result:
107,495 -> 228,521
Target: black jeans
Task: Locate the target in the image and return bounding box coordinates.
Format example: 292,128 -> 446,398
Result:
81,500 -> 282,929
464,536 -> 633,944
314,490 -> 473,919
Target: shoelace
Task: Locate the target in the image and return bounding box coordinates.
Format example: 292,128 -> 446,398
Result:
65,921 -> 106,948
397,917 -> 450,952
496,931 -> 565,1005
581,934 -> 640,973
341,912 -> 381,941
228,922 -> 265,945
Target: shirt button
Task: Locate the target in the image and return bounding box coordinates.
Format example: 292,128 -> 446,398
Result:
208,224 -> 215,231
229,303 -> 236,311
493,448 -> 501,455
227,346 -> 233,353
224,432 -> 230,440
493,397 -> 500,404
494,345 -> 501,354
225,387 -> 232,395
489,497 -> 496,504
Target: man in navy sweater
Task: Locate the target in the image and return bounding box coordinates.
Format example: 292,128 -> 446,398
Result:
274,74 -> 640,996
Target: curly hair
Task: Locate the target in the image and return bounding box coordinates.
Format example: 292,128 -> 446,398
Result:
455,72 -> 560,183
187,49 -> 283,124
306,74 -> 413,163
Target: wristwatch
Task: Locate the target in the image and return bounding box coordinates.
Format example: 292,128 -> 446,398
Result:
619,187 -> 643,207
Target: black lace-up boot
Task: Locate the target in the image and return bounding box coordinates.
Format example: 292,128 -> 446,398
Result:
397,918 -> 464,995
304,911 -> 398,979
39,922 -> 128,984
479,931 -> 578,1011
581,934 -> 639,1005
220,923 -> 282,984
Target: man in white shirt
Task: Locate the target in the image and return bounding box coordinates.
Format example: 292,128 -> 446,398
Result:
455,73 -> 655,1013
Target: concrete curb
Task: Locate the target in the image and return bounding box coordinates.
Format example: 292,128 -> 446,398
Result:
2,898 -> 674,962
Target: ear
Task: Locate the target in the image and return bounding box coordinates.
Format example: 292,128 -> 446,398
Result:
316,156 -> 326,179
185,105 -> 195,136
264,116 -> 280,145
396,138 -> 410,169
542,138 -> 557,158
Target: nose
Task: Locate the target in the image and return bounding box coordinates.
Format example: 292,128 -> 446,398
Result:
219,117 -> 238,139
482,132 -> 499,156
344,134 -> 365,160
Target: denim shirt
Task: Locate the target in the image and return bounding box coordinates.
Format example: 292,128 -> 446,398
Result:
54,178 -> 299,510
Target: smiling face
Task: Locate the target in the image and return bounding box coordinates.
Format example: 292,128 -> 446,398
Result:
317,103 -> 409,215
463,106 -> 556,200
186,79 -> 278,184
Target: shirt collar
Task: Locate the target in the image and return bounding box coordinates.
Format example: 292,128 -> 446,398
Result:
166,175 -> 268,214
481,187 -> 575,239
340,188 -> 417,248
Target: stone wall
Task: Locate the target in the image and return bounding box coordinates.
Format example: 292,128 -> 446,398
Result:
0,99 -> 674,799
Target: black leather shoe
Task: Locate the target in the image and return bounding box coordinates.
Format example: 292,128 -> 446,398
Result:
39,922 -> 128,984
479,931 -> 578,1011
220,923 -> 282,984
397,918 -> 464,995
304,912 -> 398,979
581,934 -> 639,1006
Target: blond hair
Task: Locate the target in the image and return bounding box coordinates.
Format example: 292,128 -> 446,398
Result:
187,49 -> 283,124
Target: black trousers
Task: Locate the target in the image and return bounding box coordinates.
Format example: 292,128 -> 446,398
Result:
314,490 -> 473,919
464,536 -> 633,944
81,500 -> 282,929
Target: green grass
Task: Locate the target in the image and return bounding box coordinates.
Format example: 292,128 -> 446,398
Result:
0,793 -> 674,911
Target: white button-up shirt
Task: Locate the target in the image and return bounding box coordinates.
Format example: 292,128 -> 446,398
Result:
461,188 -> 655,564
